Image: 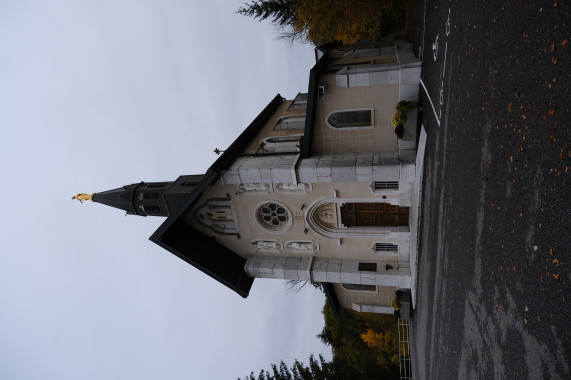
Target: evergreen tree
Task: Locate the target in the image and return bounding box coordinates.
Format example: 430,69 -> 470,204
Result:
238,354 -> 336,380
237,0 -> 297,27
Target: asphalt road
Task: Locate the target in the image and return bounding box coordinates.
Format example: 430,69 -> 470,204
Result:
410,1 -> 570,379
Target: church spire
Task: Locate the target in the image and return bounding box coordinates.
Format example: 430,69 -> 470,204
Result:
72,175 -> 204,217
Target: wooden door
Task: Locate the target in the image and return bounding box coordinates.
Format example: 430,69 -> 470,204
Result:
340,203 -> 409,227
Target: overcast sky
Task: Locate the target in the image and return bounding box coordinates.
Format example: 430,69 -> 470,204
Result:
0,1 -> 332,379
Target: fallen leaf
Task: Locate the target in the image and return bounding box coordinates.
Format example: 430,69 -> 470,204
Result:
563,39 -> 569,47
551,41 -> 556,51
525,305 -> 529,312
537,316 -> 541,322
553,273 -> 560,280
534,245 -> 538,251
548,109 -> 556,115
541,276 -> 544,282
552,57 -> 558,64
508,102 -> 513,111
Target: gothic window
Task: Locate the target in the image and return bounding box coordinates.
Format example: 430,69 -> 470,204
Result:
340,203 -> 409,227
196,199 -> 239,234
326,109 -> 373,129
256,135 -> 302,154
255,202 -> 291,233
274,115 -> 306,130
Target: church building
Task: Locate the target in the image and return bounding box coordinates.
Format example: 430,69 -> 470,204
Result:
73,38 -> 422,316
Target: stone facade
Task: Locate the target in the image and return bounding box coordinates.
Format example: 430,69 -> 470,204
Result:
180,38 -> 422,314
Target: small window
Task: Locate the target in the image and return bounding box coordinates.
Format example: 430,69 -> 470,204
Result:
326,109 -> 372,129
374,243 -> 398,252
208,208 -> 234,221
137,192 -> 160,200
256,135 -> 302,154
139,205 -> 161,213
274,115 -> 305,130
196,199 -> 239,234
374,181 -> 398,190
358,262 -> 377,272
342,283 -> 376,292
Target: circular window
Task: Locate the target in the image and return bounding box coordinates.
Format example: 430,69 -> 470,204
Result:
256,202 -> 291,232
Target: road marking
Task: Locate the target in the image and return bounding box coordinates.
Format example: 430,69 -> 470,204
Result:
420,79 -> 440,127
423,6 -> 453,129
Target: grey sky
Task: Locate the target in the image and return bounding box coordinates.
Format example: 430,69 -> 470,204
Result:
0,1 -> 331,379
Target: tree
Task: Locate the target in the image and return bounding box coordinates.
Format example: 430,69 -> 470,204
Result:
237,0 -> 405,44
317,300 -> 400,379
237,0 -> 305,43
239,354 -> 336,380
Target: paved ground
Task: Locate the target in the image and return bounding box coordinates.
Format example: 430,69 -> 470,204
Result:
410,1 -> 570,379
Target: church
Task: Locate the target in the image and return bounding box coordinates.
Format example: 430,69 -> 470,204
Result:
73,38 -> 422,316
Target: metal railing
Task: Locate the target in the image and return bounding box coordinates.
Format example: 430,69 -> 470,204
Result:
398,318 -> 412,380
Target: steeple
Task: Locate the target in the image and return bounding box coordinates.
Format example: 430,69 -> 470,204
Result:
72,175 -> 204,217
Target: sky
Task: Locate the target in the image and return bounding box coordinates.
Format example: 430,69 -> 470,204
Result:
0,1 -> 332,379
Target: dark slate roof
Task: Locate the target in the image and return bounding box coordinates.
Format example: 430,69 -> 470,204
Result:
300,51 -> 329,158
149,94 -> 284,298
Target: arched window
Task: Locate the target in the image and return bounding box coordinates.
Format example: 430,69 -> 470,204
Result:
326,109 -> 373,129
137,192 -> 160,200
256,135 -> 302,154
274,115 -> 306,130
196,199 -> 239,234
138,205 -> 161,213
307,199 -> 409,239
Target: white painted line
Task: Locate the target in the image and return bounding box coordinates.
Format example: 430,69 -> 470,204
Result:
420,79 -> 441,127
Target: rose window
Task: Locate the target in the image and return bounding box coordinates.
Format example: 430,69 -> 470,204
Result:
256,202 -> 290,232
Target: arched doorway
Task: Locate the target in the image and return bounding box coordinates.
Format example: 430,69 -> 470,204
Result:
340,203 -> 409,227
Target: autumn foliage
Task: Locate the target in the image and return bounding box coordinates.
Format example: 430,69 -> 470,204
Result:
238,0 -> 405,44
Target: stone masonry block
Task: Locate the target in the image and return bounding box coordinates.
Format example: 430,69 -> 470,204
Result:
360,272 -> 376,285
326,272 -> 341,283
312,270 -> 327,283
222,173 -> 241,184
340,272 -> 361,284
298,166 -> 317,183
332,166 -> 356,182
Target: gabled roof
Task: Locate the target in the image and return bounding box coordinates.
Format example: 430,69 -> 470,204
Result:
149,94 -> 284,297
